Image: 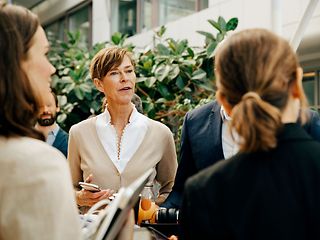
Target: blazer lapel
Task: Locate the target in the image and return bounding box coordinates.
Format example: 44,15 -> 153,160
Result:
209,102 -> 224,160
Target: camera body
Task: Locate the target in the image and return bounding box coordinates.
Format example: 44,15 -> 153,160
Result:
155,208 -> 179,224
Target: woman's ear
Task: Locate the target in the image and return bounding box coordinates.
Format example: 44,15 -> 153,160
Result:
216,90 -> 233,116
291,67 -> 303,98
93,78 -> 104,93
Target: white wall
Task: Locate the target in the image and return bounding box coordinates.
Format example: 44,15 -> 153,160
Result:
33,0 -> 320,65
128,0 -> 320,65
92,0 -> 111,44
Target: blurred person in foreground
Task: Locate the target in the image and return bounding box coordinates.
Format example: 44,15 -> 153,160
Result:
0,3 -> 81,239
35,90 -> 69,157
180,28 -> 320,239
0,3 -> 134,240
68,46 -> 177,210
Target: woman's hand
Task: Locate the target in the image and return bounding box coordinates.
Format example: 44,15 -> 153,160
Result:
169,235 -> 178,240
76,174 -> 114,207
76,189 -> 114,207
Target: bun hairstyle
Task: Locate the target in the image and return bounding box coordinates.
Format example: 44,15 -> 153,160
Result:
215,29 -> 308,152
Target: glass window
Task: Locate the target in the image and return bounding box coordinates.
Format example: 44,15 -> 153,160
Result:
44,4 -> 91,48
119,0 -> 137,37
142,0 -> 152,31
69,6 -> 90,47
159,0 -> 196,26
45,19 -> 64,42
302,72 -> 316,107
198,0 -> 208,10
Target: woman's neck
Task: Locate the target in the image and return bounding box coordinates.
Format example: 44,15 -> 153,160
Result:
107,102 -> 133,129
281,96 -> 300,124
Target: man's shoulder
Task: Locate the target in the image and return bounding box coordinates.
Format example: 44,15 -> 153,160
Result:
57,126 -> 68,137
186,100 -> 220,121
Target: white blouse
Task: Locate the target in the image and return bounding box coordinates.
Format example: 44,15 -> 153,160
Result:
95,106 -> 148,173
220,106 -> 240,159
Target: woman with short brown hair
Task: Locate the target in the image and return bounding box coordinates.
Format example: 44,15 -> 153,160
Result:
68,46 -> 177,209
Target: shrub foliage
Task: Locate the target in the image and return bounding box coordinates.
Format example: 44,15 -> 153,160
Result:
48,17 -> 238,150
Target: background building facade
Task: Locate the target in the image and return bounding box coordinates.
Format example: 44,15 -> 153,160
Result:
15,0 -> 320,111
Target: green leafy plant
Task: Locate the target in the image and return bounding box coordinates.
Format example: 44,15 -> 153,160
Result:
48,31 -> 104,129
48,16 -> 238,152
134,16 -> 238,142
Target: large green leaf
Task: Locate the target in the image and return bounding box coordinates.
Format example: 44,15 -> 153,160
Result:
155,98 -> 167,103
145,77 -> 157,87
136,77 -> 148,83
192,69 -> 207,80
156,25 -> 166,37
196,31 -> 216,41
168,39 -> 177,52
143,59 -> 153,71
154,64 -> 171,82
111,32 -> 122,45
218,16 -> 227,32
175,76 -> 186,90
157,43 -> 170,55
73,86 -> 84,100
158,83 -> 172,99
168,64 -> 180,80
206,41 -> 218,58
176,40 -> 188,55
144,101 -> 155,113
216,32 -> 224,42
187,47 -> 194,58
79,83 -> 92,93
208,19 -> 222,33
226,18 -> 239,31
60,76 -> 73,84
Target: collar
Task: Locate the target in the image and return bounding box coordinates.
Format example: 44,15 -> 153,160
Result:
104,103 -> 138,125
48,124 -> 59,137
278,123 -> 313,142
220,105 -> 232,121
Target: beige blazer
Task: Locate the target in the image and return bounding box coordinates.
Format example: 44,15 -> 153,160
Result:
0,137 -> 82,240
68,115 -> 177,204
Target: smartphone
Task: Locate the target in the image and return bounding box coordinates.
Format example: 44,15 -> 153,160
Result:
79,182 -> 101,192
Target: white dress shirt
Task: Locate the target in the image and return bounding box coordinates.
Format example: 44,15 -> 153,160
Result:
220,106 -> 239,159
46,124 -> 59,146
96,106 -> 148,173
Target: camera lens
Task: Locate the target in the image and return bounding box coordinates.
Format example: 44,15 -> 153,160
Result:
155,207 -> 179,223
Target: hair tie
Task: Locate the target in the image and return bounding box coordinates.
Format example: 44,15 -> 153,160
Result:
242,91 -> 261,101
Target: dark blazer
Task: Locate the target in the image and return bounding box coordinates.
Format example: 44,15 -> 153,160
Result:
162,101 -> 223,208
52,127 -> 69,158
181,123 -> 320,240
162,101 -> 320,209
302,109 -> 320,140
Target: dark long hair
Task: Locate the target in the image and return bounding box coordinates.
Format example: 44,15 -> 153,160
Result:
0,3 -> 44,140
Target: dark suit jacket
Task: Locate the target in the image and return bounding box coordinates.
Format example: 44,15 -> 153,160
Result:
52,127 -> 68,158
162,101 -> 224,208
162,101 -> 320,209
181,123 -> 320,240
302,109 -> 320,140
